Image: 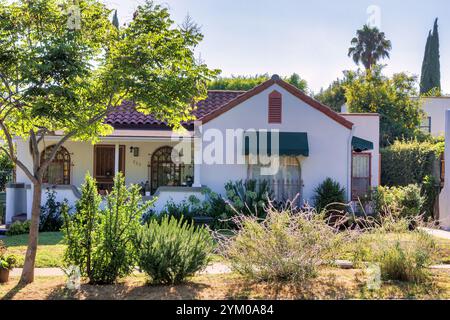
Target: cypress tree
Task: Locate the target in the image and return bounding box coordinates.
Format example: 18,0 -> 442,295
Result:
112,9 -> 119,29
420,18 -> 441,94
420,31 -> 431,94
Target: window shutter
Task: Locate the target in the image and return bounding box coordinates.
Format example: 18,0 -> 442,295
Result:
268,91 -> 282,123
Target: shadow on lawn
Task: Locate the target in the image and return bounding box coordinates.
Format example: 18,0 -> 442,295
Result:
225,272 -> 364,300
46,280 -> 211,300
2,282 -> 28,300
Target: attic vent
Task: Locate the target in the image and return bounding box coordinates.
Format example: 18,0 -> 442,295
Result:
268,91 -> 282,123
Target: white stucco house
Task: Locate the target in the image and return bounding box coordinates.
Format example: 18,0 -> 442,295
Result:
418,96 -> 450,136
5,75 -> 380,224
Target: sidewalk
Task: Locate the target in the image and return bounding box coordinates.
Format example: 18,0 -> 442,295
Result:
420,227 -> 450,240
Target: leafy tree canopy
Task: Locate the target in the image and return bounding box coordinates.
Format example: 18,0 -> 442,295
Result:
344,67 -> 424,147
315,70 -> 360,112
0,0 -> 217,283
208,73 -> 308,92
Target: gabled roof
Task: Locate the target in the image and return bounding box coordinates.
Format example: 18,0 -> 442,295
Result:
201,75 -> 353,129
105,75 -> 353,130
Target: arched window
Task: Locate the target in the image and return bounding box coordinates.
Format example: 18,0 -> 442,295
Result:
150,146 -> 188,193
41,146 -> 71,185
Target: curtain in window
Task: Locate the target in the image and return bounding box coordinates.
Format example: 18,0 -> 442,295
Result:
250,156 -> 301,203
352,153 -> 371,200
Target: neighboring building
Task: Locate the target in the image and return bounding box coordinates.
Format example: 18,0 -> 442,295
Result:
419,97 -> 450,136
6,75 -> 380,224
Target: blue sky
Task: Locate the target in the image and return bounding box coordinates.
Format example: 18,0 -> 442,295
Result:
104,0 -> 450,94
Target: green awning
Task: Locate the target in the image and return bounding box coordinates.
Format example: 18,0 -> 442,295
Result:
244,132 -> 309,157
352,136 -> 374,152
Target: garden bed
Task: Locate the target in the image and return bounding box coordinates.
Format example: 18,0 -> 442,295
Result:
1,268 -> 449,300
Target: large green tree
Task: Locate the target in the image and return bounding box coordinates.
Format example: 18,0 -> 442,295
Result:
348,25 -> 392,74
345,67 -> 423,147
420,18 -> 441,95
315,70 -> 359,112
0,0 -> 217,283
208,73 -> 308,92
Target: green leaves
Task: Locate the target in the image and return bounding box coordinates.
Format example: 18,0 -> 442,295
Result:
420,18 -> 441,95
0,0 -> 218,139
135,216 -> 214,285
345,68 -> 423,147
348,24 -> 392,73
63,173 -> 154,284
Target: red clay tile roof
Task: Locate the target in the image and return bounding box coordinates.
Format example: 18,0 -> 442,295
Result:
105,90 -> 245,128
106,77 -> 353,130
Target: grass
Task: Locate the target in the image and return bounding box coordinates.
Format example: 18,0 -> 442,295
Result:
1,230 -> 449,268
339,231 -> 450,265
0,267 -> 449,300
2,232 -> 65,268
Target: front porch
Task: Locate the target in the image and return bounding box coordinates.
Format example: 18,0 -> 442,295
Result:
6,130 -> 204,224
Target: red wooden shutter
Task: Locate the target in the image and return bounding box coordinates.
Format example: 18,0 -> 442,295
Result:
268,91 -> 282,123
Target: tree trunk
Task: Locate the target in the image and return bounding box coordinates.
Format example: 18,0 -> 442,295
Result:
20,183 -> 42,284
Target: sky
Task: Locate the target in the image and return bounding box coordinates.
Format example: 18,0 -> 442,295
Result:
103,0 -> 450,94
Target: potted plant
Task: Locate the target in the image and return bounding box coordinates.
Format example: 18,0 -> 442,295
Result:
0,240 -> 17,283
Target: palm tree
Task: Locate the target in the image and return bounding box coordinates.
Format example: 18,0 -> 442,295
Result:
348,25 -> 392,73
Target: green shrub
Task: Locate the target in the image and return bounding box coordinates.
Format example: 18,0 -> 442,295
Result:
224,179 -> 272,218
63,173 -> 153,284
313,178 -> 346,212
421,175 -> 439,219
134,216 -> 214,285
381,139 -> 443,187
220,207 -> 345,282
0,151 -> 14,192
0,240 -> 17,270
352,222 -> 437,283
373,184 -> 424,218
40,188 -> 67,232
6,220 -> 31,236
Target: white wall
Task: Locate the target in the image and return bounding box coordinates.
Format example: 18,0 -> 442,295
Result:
421,97 -> 450,137
341,114 -> 380,188
200,83 -> 353,204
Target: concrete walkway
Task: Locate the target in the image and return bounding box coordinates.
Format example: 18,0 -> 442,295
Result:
420,227 -> 450,240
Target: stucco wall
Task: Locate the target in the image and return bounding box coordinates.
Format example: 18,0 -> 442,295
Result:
421,97 -> 450,137
341,113 -> 380,188
199,83 -> 353,204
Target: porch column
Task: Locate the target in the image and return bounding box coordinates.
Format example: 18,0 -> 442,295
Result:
114,143 -> 120,175
192,137 -> 202,187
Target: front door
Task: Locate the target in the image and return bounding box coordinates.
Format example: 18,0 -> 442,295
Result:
94,145 -> 125,193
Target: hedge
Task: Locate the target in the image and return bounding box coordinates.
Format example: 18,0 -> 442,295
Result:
381,139 -> 443,187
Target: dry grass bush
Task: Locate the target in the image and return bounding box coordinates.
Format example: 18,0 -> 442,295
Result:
218,198 -> 439,285
350,214 -> 438,283
217,202 -> 347,282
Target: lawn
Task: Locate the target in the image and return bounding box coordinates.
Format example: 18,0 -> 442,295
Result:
2,232 -> 65,268
1,230 -> 449,268
1,268 -> 449,300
